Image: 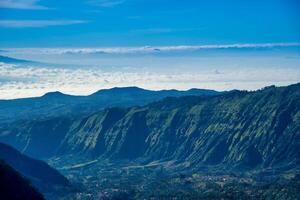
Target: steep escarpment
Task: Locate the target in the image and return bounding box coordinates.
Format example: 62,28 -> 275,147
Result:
59,84 -> 300,169
0,117 -> 72,159
0,84 -> 299,170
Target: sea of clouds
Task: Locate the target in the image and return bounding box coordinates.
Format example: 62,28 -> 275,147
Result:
1,61 -> 299,99
0,43 -> 300,99
3,43 -> 300,56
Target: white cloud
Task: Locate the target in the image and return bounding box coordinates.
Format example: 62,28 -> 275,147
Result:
0,62 -> 299,99
88,0 -> 125,7
129,27 -> 205,34
130,28 -> 175,34
4,43 -> 299,54
0,20 -> 88,28
0,0 -> 47,9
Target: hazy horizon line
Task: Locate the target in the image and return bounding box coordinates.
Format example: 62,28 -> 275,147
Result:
1,82 -> 299,101
1,42 -> 300,55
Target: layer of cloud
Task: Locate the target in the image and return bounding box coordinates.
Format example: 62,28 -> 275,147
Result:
4,43 -> 299,55
0,0 -> 47,10
0,62 -> 299,99
0,20 -> 87,28
88,0 -> 125,7
129,27 -> 205,34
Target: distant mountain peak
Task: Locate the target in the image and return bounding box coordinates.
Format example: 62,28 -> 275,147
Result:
108,86 -> 144,91
0,55 -> 33,64
92,86 -> 147,95
42,91 -> 67,98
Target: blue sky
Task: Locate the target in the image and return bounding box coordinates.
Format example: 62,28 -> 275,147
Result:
0,0 -> 300,99
0,0 -> 299,47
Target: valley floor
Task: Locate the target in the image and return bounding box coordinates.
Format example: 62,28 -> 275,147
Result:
49,158 -> 300,200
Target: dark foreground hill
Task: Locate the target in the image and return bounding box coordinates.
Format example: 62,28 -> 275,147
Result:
0,160 -> 45,200
0,143 -> 73,199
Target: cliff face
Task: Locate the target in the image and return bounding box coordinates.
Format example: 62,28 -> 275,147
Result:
59,84 -> 300,169
1,84 -> 299,170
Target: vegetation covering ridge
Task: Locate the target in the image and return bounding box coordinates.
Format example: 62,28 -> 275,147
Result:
57,83 -> 300,169
0,83 -> 299,199
0,83 -> 298,170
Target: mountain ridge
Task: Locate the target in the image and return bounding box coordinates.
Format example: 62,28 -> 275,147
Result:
1,83 -> 299,171
58,83 -> 300,169
0,55 -> 33,64
0,86 -> 220,124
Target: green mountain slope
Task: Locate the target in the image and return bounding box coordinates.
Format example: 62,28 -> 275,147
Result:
57,84 -> 300,169
1,84 -> 298,171
0,83 -> 299,199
